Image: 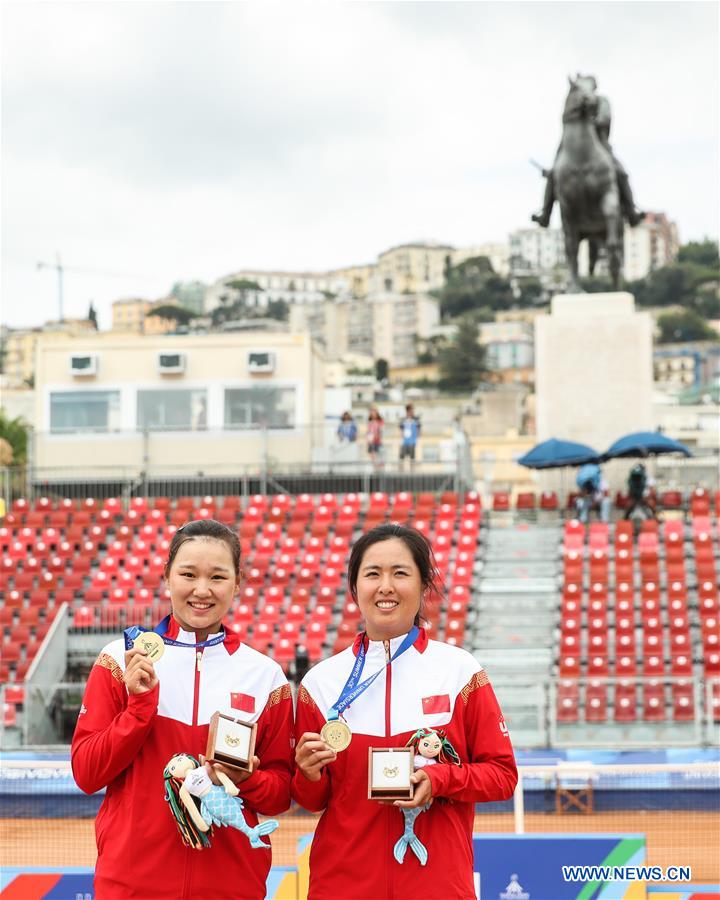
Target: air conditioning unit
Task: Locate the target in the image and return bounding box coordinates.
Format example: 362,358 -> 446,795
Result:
248,351 -> 275,374
69,354 -> 98,377
157,352 -> 186,375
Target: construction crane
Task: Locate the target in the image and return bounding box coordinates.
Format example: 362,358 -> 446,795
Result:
36,257 -> 153,324
37,254 -> 65,322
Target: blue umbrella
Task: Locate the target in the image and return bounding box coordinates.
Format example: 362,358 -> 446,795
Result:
517,438 -> 601,469
602,431 -> 692,460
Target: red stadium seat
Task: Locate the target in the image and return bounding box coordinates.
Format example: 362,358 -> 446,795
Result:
670,653 -> 693,677
73,606 -> 96,628
661,490 -> 683,510
539,491 -> 558,511
672,683 -> 695,722
585,683 -> 607,722
643,686 -> 666,722
614,684 -> 637,722
556,681 -> 579,723
492,492 -> 510,512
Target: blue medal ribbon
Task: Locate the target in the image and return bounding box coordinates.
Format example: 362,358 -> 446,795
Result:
327,626 -> 419,721
123,614 -> 226,651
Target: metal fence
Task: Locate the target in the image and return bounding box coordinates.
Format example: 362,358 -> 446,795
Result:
1,460 -> 473,508
4,674 -> 718,750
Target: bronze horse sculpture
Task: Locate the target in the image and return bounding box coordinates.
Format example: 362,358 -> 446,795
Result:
532,75 -> 644,291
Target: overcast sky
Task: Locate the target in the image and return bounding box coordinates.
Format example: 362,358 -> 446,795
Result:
2,1 -> 718,330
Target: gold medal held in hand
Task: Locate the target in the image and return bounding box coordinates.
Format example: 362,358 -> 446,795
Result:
321,718 -> 352,752
133,631 -> 165,662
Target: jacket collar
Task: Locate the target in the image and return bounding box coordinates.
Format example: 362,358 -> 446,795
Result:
352,627 -> 428,657
163,614 -> 240,654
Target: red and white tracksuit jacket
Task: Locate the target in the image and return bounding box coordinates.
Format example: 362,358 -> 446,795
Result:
71,617 -> 293,899
291,629 -> 518,900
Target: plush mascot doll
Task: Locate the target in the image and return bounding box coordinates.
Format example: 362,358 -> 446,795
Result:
393,729 -> 461,866
163,753 -> 279,850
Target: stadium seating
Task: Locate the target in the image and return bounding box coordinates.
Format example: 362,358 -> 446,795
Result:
556,508 -> 719,726
0,490 -> 486,687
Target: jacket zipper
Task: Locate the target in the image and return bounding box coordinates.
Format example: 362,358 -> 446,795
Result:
384,640 -> 392,738
384,640 -> 393,899
192,650 -> 203,728
185,648 -> 203,897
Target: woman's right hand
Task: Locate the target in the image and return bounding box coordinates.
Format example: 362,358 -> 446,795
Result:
295,732 -> 337,782
123,648 -> 159,694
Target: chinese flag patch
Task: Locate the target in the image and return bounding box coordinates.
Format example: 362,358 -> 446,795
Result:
230,693 -> 255,713
422,694 -> 451,714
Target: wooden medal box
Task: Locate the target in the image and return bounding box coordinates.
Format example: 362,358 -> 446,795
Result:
367,747 -> 414,800
206,711 -> 257,774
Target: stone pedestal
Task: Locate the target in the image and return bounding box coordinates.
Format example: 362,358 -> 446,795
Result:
535,292 -> 653,492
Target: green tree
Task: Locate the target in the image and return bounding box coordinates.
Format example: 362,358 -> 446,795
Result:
437,316 -> 488,391
0,410 -> 29,464
266,299 -> 289,321
227,279 -> 263,302
147,304 -> 197,326
87,302 -> 98,330
656,309 -> 719,344
677,239 -> 719,268
514,276 -> 545,306
438,256 -> 514,319
375,358 -> 389,381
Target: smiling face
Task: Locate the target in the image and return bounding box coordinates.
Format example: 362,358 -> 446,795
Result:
355,537 -> 423,641
166,537 -> 240,641
417,732 -> 442,759
165,754 -> 197,779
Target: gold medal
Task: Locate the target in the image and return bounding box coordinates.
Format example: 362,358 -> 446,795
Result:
321,718 -> 352,751
133,631 -> 165,662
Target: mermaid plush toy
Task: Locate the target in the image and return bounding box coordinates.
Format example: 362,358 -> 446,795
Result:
163,753 -> 279,850
393,729 -> 461,866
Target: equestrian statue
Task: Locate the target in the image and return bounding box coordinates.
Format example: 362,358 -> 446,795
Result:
531,74 -> 644,291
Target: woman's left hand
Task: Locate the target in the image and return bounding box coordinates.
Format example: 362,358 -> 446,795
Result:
394,768 -> 433,809
200,755 -> 260,786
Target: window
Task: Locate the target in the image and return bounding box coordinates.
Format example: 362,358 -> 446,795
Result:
50,391 -> 120,433
224,386 -> 295,428
137,389 -> 207,431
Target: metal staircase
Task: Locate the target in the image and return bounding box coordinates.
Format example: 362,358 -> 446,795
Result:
470,519 -> 561,747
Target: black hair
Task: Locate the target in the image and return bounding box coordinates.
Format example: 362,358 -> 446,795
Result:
164,518 -> 241,578
347,523 -> 443,626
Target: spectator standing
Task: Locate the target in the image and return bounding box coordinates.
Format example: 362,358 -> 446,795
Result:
366,407 -> 384,465
624,462 -> 656,520
399,404 -> 421,469
337,411 -> 358,443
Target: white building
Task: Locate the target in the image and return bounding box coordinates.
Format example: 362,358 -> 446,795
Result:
509,228 -> 566,275
452,243 -> 510,277
623,213 -> 680,281
32,331 -> 325,473
204,269 -> 351,313
373,242 -> 454,294
290,292 -> 440,368
479,321 -> 535,372
510,213 -> 679,283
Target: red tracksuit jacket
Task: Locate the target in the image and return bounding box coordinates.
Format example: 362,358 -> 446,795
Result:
291,629 -> 518,899
71,617 -> 293,899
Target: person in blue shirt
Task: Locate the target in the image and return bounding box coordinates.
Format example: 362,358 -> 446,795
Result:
337,411 -> 358,443
575,462 -> 610,523
399,404 -> 421,468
